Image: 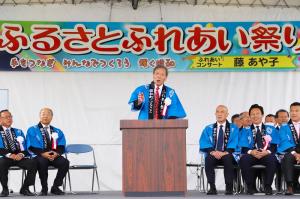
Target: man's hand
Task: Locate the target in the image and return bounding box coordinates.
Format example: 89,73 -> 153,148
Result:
210,151 -> 222,160
219,151 -> 229,158
48,151 -> 59,161
41,151 -> 53,160
14,153 -> 25,161
137,92 -> 144,105
8,154 -> 17,160
256,150 -> 269,159
293,153 -> 300,164
250,149 -> 261,159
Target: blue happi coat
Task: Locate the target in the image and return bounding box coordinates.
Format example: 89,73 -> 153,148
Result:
0,127 -> 27,158
128,83 -> 186,120
239,124 -> 279,152
199,122 -> 239,161
26,124 -> 66,156
278,122 -> 299,154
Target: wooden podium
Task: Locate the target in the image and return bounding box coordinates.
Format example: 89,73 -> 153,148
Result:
120,119 -> 188,197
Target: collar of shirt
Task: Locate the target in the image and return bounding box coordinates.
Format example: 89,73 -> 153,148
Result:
41,124 -> 51,138
253,123 -> 262,132
293,122 -> 300,134
154,85 -> 163,96
41,124 -> 49,129
217,122 -> 226,130
2,126 -> 10,132
293,121 -> 300,127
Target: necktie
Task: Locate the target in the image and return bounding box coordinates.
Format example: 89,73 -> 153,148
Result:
154,87 -> 160,119
216,125 -> 224,151
43,127 -> 51,148
5,129 -> 16,151
296,123 -> 300,139
256,126 -> 263,149
298,124 -> 300,140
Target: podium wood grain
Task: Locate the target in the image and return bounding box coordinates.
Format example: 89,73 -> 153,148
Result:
120,120 -> 188,196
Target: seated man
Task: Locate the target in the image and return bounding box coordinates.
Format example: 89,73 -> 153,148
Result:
26,107 -> 69,195
239,104 -> 279,195
275,109 -> 289,130
200,105 -> 239,195
278,102 -> 300,195
128,65 -> 186,120
0,110 -> 37,197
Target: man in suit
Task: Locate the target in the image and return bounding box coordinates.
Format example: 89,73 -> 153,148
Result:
274,109 -> 289,192
199,105 -> 239,195
128,65 -> 186,120
275,109 -> 289,130
26,107 -> 69,195
231,114 -> 242,129
239,112 -> 252,130
265,114 -> 276,126
239,104 -> 279,195
278,102 -> 300,195
0,109 -> 37,197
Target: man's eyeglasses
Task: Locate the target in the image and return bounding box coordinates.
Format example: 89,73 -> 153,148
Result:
0,116 -> 13,119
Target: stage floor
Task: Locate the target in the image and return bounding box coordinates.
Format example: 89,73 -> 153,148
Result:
6,191 -> 300,198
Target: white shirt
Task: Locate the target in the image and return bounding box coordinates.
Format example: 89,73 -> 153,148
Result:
254,123 -> 263,132
215,122 -> 226,151
217,122 -> 226,138
3,126 -> 10,133
247,123 -> 271,154
154,85 -> 163,97
2,126 -> 13,140
293,122 -> 300,138
2,126 -> 21,157
41,124 -> 51,140
290,121 -> 300,155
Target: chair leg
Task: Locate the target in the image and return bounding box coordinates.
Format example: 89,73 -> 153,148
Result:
95,169 -> 100,192
196,166 -> 200,191
63,177 -> 66,191
200,166 -> 205,192
233,169 -> 239,194
282,174 -> 286,192
21,170 -> 25,187
92,169 -> 95,192
238,169 -> 243,194
243,179 -> 247,193
67,171 -> 72,192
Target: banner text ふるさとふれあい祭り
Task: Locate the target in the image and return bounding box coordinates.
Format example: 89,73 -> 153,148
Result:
1,21 -> 300,72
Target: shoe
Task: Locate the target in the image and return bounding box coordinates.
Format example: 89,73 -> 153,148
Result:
285,186 -> 294,195
225,190 -> 233,195
265,186 -> 273,195
50,186 -> 65,195
293,183 -> 300,193
39,188 -> 48,196
0,188 -> 9,197
246,185 -> 255,195
225,184 -> 233,195
20,186 -> 35,196
207,187 -> 217,195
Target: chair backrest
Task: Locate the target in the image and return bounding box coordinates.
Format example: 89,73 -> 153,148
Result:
66,144 -> 94,154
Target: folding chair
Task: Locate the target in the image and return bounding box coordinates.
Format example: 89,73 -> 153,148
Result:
186,152 -> 206,192
9,166 -> 26,186
242,164 -> 266,193
281,164 -> 300,192
186,163 -> 206,192
65,144 -> 100,192
205,165 -> 241,194
8,166 -> 26,193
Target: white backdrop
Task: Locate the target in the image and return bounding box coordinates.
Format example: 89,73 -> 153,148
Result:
0,2 -> 300,191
